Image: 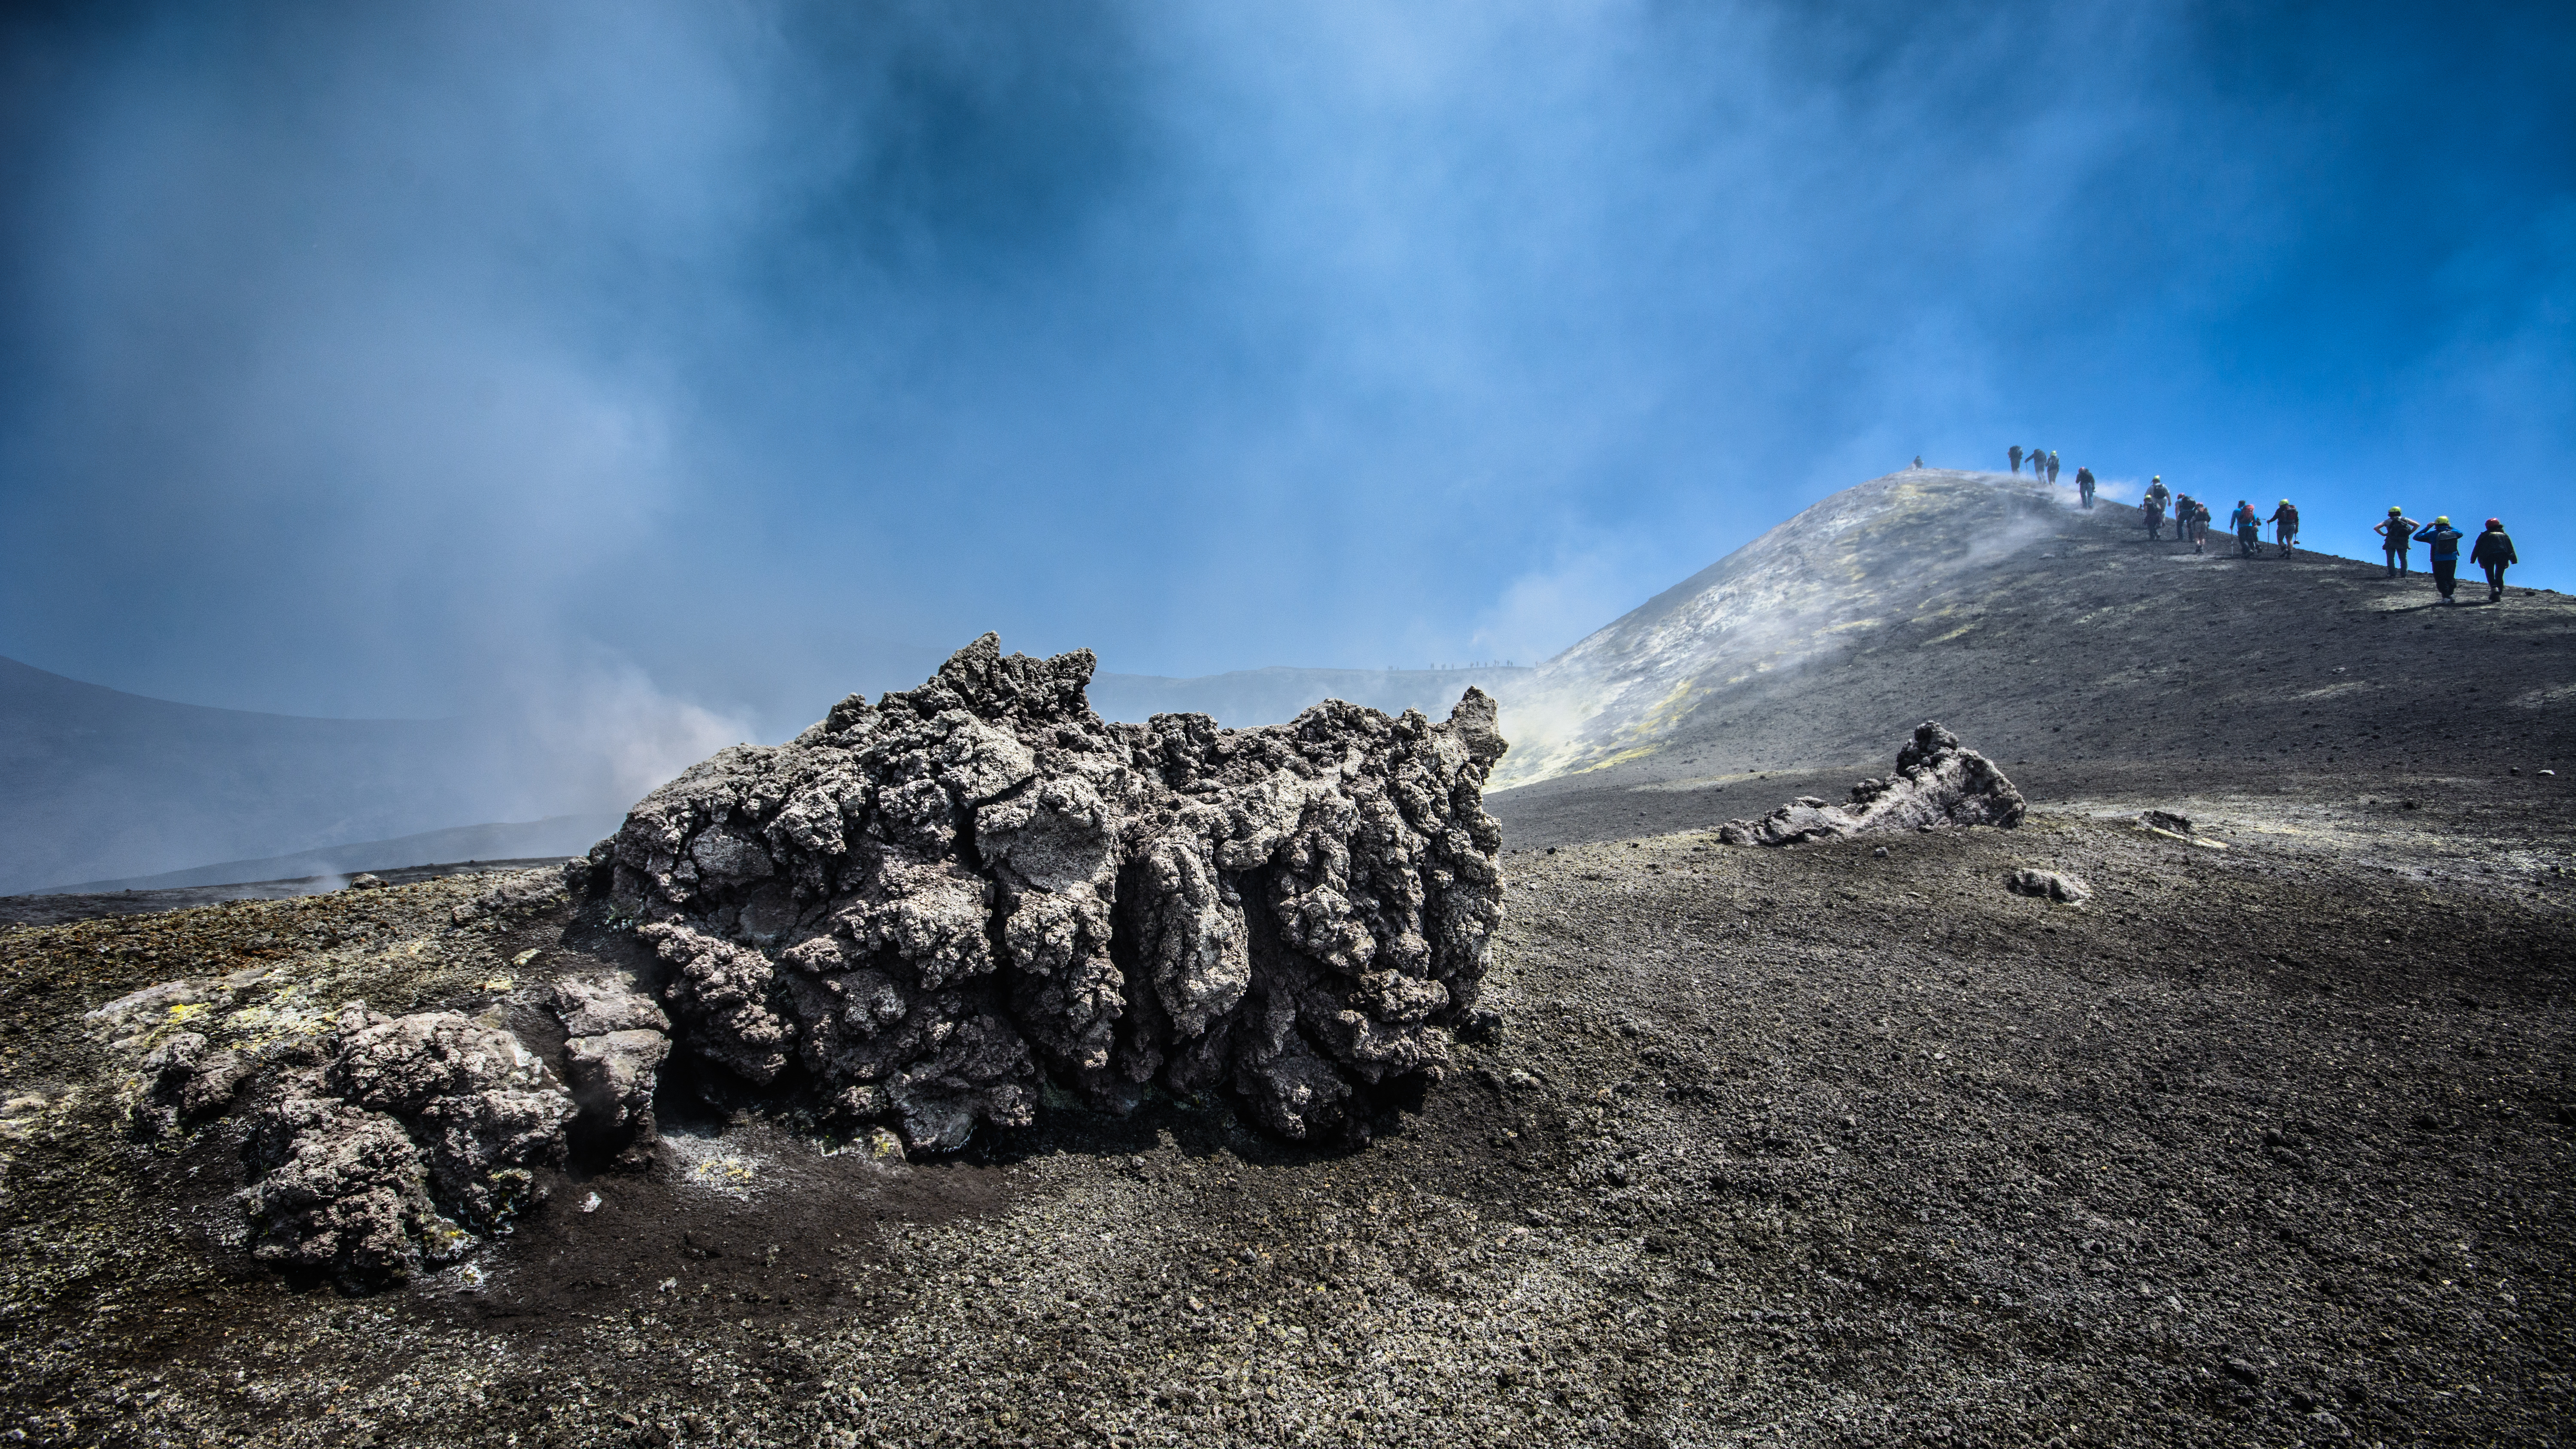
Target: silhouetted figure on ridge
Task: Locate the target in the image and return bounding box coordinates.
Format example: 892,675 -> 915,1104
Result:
2472,518 -> 2518,603
2376,507 -> 2417,576
2074,465 -> 2096,508
2046,451 -> 2061,484
2415,516 -> 2465,603
2009,445 -> 2024,474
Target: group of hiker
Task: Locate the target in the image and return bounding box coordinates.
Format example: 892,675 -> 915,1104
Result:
2010,445 -> 2099,507
2374,508 -> 2520,605
2127,476 -> 2520,604
1996,447 -> 2524,602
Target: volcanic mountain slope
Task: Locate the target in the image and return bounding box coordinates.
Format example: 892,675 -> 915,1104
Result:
0,658 -> 553,895
1494,468 -> 2573,789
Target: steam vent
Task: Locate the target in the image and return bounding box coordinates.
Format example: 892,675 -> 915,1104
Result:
594,634 -> 1509,1150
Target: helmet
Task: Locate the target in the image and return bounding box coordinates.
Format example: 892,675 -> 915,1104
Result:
2280,498 -> 2290,504
2152,475 -> 2161,481
2487,517 -> 2502,529
2435,516 -> 2449,525
2390,506 -> 2403,514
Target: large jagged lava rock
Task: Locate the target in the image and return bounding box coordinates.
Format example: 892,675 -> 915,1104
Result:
598,634 -> 1508,1150
1716,721 -> 2024,846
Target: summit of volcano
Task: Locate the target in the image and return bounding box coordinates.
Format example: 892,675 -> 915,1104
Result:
1489,466 -> 2574,846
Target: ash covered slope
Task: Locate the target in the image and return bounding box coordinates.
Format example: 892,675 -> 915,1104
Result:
1494,469 -> 2069,787
600,635 -> 1507,1150
1494,468 -> 2576,796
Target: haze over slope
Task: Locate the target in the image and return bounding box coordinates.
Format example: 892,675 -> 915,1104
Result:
0,650 -> 1518,896
1493,468 -> 2576,795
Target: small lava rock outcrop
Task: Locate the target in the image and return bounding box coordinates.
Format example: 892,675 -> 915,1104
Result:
2006,867 -> 2091,904
239,1008 -> 574,1287
1717,721 -> 2024,846
590,634 -> 1508,1151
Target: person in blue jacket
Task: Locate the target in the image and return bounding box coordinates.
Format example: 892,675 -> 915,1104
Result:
2415,515 -> 2466,603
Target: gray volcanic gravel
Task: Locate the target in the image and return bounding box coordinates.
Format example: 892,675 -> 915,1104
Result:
0,768 -> 2570,1446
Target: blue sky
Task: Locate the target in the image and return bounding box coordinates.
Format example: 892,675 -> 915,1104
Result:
3,0 -> 2570,744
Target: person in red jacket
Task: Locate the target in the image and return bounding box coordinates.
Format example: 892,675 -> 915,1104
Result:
2471,518 -> 2518,603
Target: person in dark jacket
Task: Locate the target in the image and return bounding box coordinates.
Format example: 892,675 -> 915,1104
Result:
2075,465 -> 2096,508
2143,477 -> 2169,538
2415,516 -> 2466,603
2009,445 -> 2024,474
2376,507 -> 2417,576
2046,451 -> 2061,484
2268,498 -> 2300,558
2472,518 -> 2518,602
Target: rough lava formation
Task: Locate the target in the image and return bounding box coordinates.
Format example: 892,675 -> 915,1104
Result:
592,634 -> 1509,1151
1716,721 -> 2024,847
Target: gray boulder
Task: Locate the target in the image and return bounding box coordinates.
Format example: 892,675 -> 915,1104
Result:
2007,867 -> 2091,904
601,633 -> 1507,1150
563,1029 -> 670,1136
1718,722 -> 2023,847
240,1008 -> 573,1286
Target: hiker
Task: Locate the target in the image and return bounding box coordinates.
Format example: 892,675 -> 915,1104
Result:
2414,516 -> 2465,603
2472,518 -> 2518,602
2231,500 -> 2262,557
2188,497 -> 2213,555
2268,498 -> 2300,558
2046,451 -> 2061,484
2376,507 -> 2417,576
1913,455 -> 1923,469
2143,477 -> 2170,538
2075,465 -> 2096,508
2009,444 -> 2024,474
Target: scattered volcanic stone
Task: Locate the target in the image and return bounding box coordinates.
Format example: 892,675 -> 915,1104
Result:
2007,867 -> 2091,904
1716,722 -> 2024,847
592,633 -> 1509,1151
2139,809 -> 2195,835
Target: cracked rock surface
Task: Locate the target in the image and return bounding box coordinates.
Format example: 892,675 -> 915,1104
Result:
599,633 -> 1508,1150
239,1008 -> 574,1286
1717,720 -> 2024,846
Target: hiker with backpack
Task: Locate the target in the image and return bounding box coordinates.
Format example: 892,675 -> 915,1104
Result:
2230,500 -> 2262,557
2376,507 -> 2417,576
2268,499 -> 2300,558
2471,518 -> 2518,603
2415,516 -> 2466,603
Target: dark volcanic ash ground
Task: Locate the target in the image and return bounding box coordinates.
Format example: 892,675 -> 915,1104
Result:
1,504 -> 2573,1446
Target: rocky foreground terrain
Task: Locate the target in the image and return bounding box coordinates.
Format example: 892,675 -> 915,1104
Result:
1,491 -> 2570,1447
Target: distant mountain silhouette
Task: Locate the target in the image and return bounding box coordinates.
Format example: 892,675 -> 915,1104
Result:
0,658 -> 540,894
43,814 -> 618,895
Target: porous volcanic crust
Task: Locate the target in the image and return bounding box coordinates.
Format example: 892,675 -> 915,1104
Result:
598,634 -> 1508,1149
1717,720 -> 2025,846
